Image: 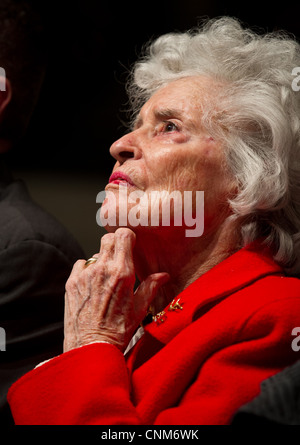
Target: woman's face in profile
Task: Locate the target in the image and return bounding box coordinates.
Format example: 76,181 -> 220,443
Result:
103,76 -> 236,233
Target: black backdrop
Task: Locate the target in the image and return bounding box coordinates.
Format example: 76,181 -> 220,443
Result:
4,0 -> 300,255
7,0 -> 300,172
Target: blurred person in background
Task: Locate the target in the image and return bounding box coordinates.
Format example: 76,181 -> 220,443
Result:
0,0 -> 84,424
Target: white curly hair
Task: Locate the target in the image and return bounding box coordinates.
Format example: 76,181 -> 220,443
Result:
125,16 -> 300,266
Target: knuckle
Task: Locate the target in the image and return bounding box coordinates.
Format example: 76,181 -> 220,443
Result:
101,233 -> 115,245
74,259 -> 86,270
116,227 -> 135,240
114,264 -> 134,282
65,276 -> 77,294
86,265 -> 100,281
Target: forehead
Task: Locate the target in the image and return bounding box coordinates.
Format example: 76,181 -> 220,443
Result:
136,76 -> 212,125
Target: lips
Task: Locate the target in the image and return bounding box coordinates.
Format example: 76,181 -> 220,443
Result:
108,171 -> 135,187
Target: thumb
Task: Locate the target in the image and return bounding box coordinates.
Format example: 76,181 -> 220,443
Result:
134,272 -> 170,319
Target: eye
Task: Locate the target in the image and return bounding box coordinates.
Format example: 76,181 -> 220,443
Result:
162,121 -> 179,133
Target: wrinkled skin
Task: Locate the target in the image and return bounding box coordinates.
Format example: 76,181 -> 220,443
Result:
64,76 -> 238,353
64,228 -> 169,352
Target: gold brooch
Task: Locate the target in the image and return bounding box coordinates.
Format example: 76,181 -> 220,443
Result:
168,298 -> 183,312
151,298 -> 184,325
152,310 -> 166,324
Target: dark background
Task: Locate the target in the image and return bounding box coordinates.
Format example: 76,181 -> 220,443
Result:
5,0 -> 300,256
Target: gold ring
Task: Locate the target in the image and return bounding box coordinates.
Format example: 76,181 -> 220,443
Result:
84,257 -> 98,267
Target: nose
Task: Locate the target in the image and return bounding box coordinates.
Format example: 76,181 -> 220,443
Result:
109,131 -> 140,164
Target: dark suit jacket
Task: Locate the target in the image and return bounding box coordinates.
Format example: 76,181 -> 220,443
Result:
232,357 -> 300,425
0,160 -> 85,425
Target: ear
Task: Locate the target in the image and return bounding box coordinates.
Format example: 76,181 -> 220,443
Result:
0,75 -> 12,116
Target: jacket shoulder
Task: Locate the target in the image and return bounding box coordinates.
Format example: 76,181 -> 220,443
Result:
241,273 -> 300,301
228,274 -> 300,337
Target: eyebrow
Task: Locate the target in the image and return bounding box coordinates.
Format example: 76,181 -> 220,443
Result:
133,107 -> 185,130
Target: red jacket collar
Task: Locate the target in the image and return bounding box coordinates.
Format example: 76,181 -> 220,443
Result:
144,240 -> 283,345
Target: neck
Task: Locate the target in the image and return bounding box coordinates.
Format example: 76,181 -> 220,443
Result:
133,215 -> 242,313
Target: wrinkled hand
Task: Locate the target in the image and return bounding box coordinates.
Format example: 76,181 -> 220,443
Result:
64,228 -> 169,353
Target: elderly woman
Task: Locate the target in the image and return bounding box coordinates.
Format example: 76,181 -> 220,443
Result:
7,17 -> 300,425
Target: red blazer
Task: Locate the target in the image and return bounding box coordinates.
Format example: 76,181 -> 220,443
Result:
7,241 -> 300,425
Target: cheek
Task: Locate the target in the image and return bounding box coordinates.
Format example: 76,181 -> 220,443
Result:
147,142 -> 229,193
169,155 -> 208,191
148,157 -> 200,192
145,153 -> 179,190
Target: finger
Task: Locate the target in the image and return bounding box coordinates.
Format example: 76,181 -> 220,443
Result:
65,259 -> 86,297
65,259 -> 93,313
71,259 -> 87,274
114,228 -> 136,262
134,272 -> 170,319
113,229 -> 136,285
98,233 -> 115,260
